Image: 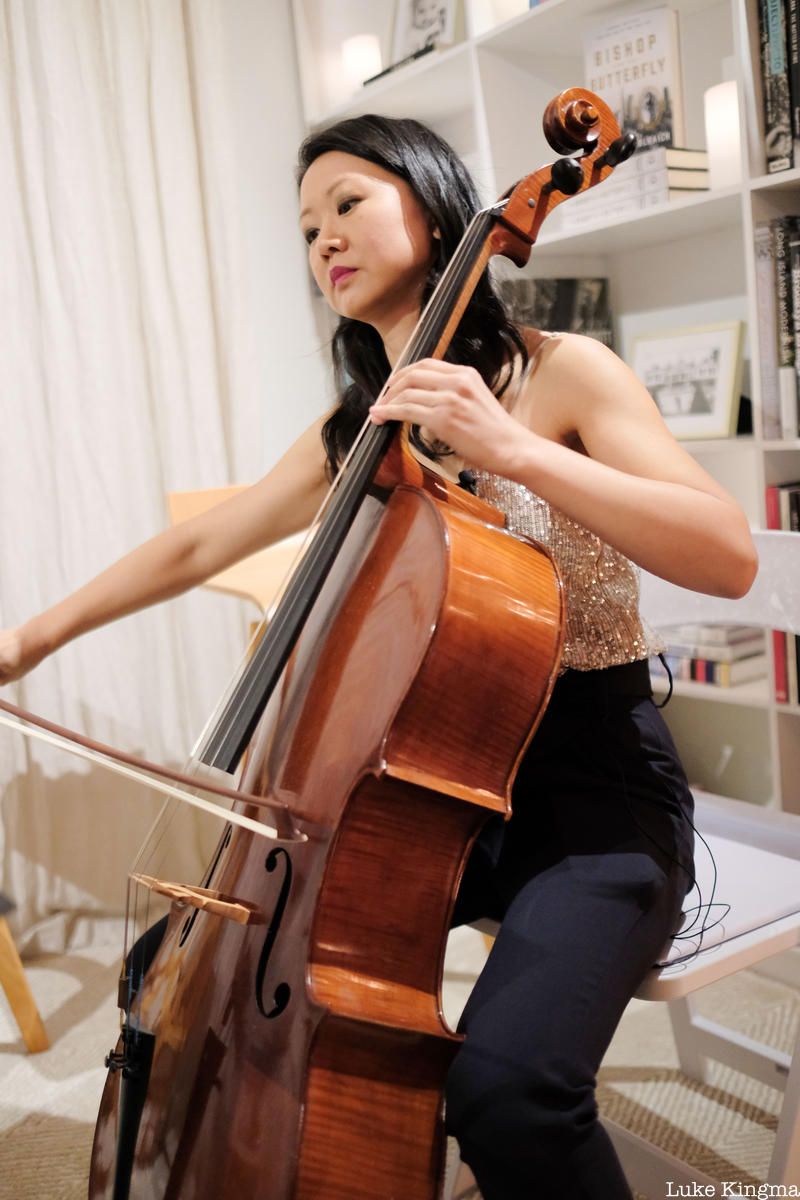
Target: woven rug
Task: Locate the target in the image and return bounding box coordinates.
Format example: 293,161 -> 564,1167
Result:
598,977 -> 793,1189
0,920 -> 797,1199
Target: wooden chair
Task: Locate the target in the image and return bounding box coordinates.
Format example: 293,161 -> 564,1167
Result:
166,485 -> 309,618
0,893 -> 49,1053
446,529 -> 800,1196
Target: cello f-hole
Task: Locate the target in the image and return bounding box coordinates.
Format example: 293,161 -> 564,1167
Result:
255,847 -> 293,1019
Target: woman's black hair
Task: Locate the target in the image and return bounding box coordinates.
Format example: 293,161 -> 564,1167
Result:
295,114 -> 528,480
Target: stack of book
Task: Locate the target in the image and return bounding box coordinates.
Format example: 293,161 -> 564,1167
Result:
765,480 -> 800,702
754,217 -> 800,439
651,624 -> 768,687
559,147 -> 709,231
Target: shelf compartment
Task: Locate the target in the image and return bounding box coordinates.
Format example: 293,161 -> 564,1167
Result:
656,693 -> 773,805
534,189 -> 742,257
750,166 -> 800,194
476,0 -> 733,63
652,676 -> 770,707
314,42 -> 475,126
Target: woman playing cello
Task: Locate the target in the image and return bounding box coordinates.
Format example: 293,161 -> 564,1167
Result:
0,114 -> 756,1199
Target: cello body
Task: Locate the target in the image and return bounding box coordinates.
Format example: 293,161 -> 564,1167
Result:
89,460 -> 564,1199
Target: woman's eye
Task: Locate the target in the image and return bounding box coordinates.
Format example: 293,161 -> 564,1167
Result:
302,197 -> 360,245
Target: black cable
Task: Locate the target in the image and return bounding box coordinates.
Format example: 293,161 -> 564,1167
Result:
610,657 -> 724,969
653,651 -> 673,708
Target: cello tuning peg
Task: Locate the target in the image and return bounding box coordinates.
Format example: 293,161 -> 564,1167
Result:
550,157 -> 584,196
104,1048 -> 127,1073
595,132 -> 638,170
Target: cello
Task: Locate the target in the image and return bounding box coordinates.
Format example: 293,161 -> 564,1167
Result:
10,89 -> 635,1199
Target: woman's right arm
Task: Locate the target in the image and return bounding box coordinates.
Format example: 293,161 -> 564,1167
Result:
0,413 -> 332,684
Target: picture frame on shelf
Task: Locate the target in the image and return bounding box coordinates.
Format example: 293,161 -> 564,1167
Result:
630,320 -> 745,440
392,0 -> 458,62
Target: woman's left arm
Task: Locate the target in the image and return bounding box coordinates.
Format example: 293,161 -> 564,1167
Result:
506,335 -> 757,598
370,335 -> 757,598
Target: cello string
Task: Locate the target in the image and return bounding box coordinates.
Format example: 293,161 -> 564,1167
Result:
184,209 -> 495,768
121,872 -> 135,1033
326,207 -> 496,482
112,204 -> 505,1033
124,207 -> 498,908
251,210 -> 494,625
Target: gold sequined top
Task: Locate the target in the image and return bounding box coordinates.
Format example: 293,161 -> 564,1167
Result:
473,334 -> 663,673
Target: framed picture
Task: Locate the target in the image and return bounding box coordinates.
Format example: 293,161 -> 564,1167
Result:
392,0 -> 458,62
630,321 -> 745,440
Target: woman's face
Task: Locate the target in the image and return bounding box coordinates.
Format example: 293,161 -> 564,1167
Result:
298,151 -> 438,331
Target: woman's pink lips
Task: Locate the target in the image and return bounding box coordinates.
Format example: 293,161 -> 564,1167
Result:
330,267 -> 357,285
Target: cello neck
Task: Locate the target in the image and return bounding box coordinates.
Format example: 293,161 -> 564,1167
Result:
196,208 -> 500,776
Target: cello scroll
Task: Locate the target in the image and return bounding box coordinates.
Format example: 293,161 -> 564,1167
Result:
489,87 -> 637,266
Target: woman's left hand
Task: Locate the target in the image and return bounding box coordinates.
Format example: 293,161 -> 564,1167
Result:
369,358 -> 533,476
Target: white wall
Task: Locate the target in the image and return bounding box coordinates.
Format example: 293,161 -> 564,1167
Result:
220,0 -> 332,474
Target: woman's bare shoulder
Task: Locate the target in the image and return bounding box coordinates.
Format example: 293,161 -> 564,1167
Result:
513,331 -> 616,444
498,325 -> 558,405
517,324 -> 559,358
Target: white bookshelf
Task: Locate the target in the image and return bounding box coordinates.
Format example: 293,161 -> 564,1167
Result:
534,188 -> 743,255
652,676 -> 771,707
291,0 -> 800,813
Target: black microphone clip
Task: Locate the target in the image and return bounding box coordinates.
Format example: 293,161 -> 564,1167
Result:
458,469 -> 478,495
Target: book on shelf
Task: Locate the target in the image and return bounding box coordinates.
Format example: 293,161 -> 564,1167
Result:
765,480 -> 800,703
611,158 -> 709,189
755,221 -> 784,440
584,7 -> 686,150
786,630 -> 798,706
570,165 -> 709,203
662,623 -> 761,645
559,185 -> 704,231
624,146 -> 708,171
559,160 -> 709,230
754,218 -> 800,439
651,652 -> 768,687
789,0 -> 800,164
774,217 -> 798,437
758,0 -> 794,171
714,655 -> 769,686
789,225 -> 800,428
653,621 -> 768,689
658,632 -> 766,661
496,277 -> 614,349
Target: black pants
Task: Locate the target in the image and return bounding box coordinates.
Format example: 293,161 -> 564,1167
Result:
445,658 -> 695,1200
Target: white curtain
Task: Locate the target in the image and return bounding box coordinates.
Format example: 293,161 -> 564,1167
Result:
0,0 -> 329,949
